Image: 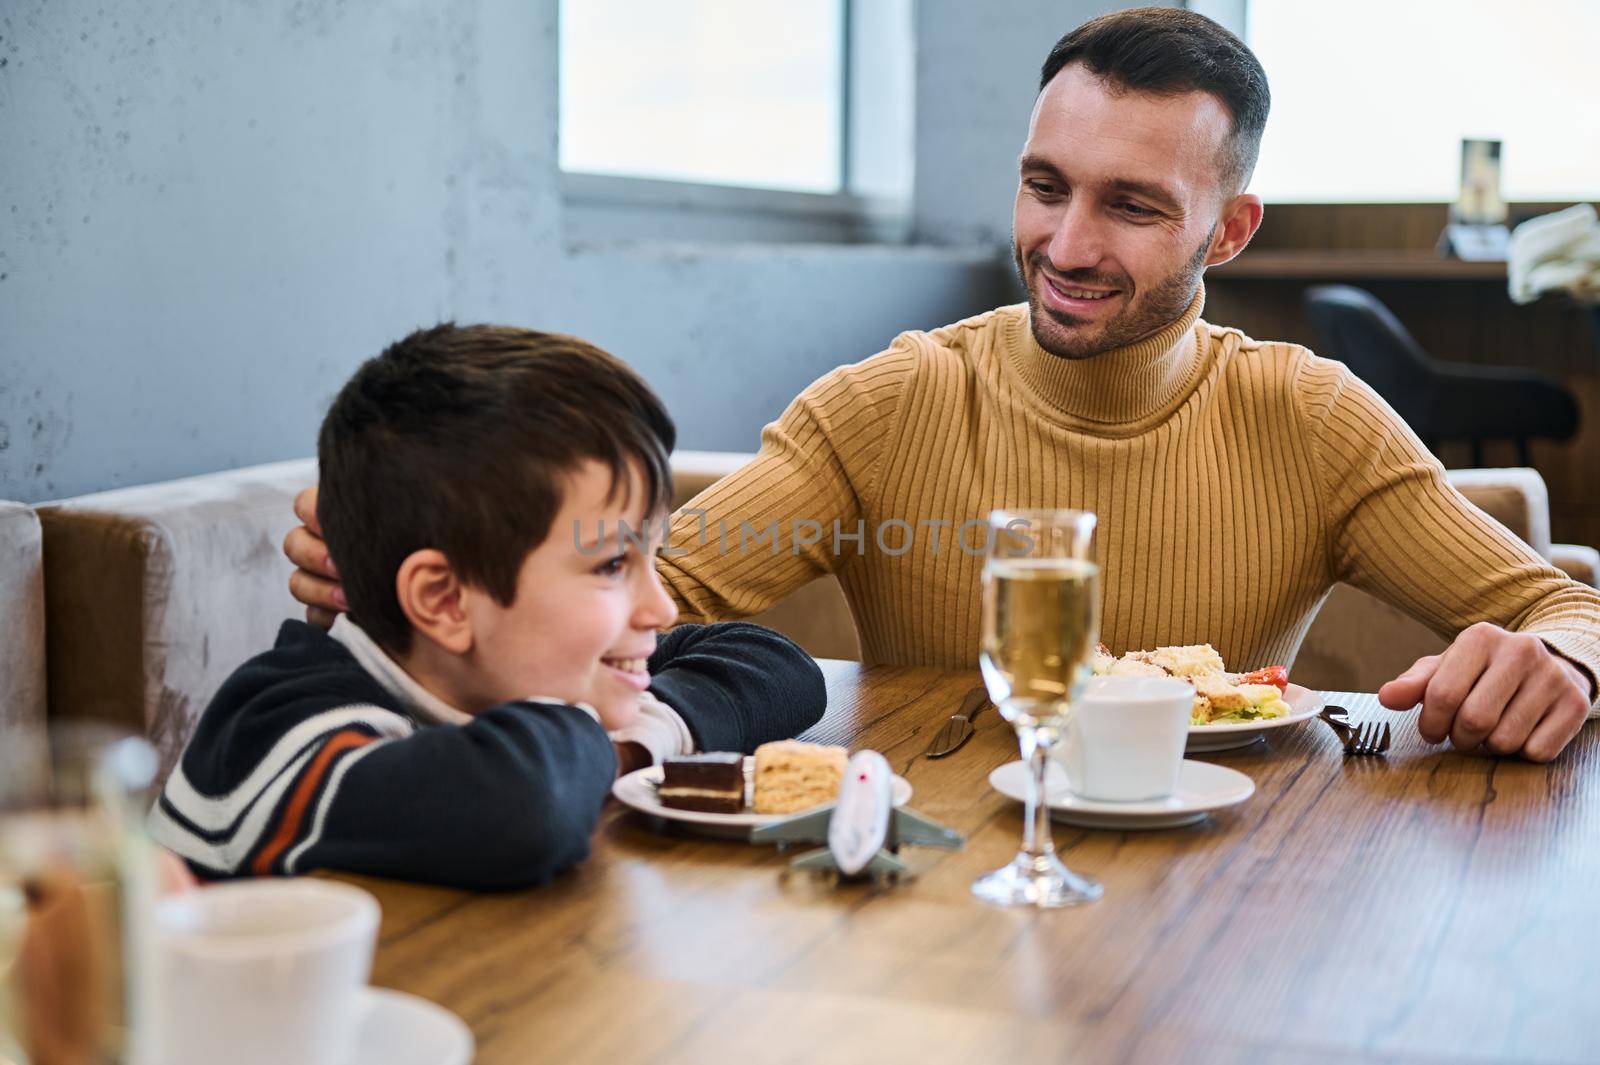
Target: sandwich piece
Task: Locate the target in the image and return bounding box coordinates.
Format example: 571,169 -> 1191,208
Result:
657,752 -> 746,814
751,740 -> 849,815
1133,643 -> 1228,678
1092,643 -> 1228,679
1108,657 -> 1170,679
1192,672 -> 1250,715
1190,675 -> 1291,725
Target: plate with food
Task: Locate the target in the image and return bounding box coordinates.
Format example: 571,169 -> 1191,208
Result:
612,740 -> 914,839
1091,643 -> 1324,752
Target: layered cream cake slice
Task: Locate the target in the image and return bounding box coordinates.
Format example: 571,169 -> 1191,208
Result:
751,740 -> 849,815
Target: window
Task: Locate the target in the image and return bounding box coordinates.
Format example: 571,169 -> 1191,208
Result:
558,0 -> 912,243
1245,0 -> 1600,203
560,0 -> 844,193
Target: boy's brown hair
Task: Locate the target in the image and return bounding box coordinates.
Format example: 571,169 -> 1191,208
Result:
317,324 -> 675,653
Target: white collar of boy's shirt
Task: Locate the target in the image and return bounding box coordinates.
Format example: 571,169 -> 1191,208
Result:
327,615 -> 602,728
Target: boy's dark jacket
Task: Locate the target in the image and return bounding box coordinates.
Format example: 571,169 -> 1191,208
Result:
151,620 -> 826,889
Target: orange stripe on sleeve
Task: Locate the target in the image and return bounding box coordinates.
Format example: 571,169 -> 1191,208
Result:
251,729 -> 378,876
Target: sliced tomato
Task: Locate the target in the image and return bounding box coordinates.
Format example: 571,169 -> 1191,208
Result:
1238,665 -> 1289,692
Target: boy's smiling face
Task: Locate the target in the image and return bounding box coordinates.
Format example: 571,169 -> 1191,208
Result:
453,458 -> 678,727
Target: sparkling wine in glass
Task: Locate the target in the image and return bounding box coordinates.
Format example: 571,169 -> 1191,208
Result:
1,724 -> 160,1064
972,508 -> 1103,908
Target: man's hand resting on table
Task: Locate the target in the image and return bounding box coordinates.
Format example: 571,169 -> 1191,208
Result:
285,485 -> 344,628
1378,622 -> 1594,763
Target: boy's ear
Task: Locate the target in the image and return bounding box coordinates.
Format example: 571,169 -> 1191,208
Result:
395,549 -> 474,655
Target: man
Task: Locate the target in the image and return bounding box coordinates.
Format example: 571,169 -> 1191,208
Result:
287,8 -> 1598,760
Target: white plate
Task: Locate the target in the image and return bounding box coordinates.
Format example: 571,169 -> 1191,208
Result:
989,758 -> 1255,830
350,987 -> 473,1065
613,756 -> 913,838
1186,683 -> 1324,752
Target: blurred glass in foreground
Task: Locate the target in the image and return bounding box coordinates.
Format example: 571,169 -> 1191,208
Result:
1,725 -> 159,1065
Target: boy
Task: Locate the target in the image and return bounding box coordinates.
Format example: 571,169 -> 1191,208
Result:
149,325 -> 826,889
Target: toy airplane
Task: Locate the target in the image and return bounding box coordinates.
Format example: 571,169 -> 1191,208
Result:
750,750 -> 963,878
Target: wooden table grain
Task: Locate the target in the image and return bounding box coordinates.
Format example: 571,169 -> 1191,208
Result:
340,662 -> 1600,1065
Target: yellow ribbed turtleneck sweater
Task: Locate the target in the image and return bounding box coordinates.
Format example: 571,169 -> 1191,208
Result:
660,288 -> 1600,689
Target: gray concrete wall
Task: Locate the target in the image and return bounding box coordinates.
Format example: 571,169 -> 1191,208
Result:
911,0 -> 1176,246
0,0 -> 1123,503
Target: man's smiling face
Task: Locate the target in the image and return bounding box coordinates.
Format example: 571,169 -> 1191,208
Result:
1013,63 -> 1235,360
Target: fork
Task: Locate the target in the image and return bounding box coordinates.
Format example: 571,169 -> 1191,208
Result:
924,685 -> 991,759
1345,719 -> 1392,757
1320,705 -> 1390,756
1318,705 -> 1353,746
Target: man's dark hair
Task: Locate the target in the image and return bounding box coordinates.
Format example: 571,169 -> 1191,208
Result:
317,324 -> 675,653
1038,7 -> 1270,192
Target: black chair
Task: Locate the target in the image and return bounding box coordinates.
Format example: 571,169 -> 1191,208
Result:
1303,284 -> 1580,467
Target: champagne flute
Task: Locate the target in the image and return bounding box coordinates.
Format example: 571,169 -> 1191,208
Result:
972,508 -> 1103,908
1,723 -> 160,1064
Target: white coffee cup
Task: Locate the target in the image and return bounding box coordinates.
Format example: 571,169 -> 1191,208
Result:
1055,675 -> 1193,802
148,878 -> 380,1065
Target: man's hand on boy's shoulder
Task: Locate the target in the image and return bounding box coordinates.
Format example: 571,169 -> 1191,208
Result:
285,484 -> 345,628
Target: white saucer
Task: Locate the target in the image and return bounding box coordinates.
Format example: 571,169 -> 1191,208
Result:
1186,683 -> 1324,752
351,987 -> 474,1065
988,758 -> 1255,830
613,756 -> 912,839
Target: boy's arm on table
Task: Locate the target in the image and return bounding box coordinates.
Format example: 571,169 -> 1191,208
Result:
644,621 -> 827,754
152,695 -> 617,891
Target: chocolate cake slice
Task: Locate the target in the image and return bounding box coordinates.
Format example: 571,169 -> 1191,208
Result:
657,752 -> 746,814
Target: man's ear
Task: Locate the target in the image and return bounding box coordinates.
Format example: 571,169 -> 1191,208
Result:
395,549 -> 474,655
1203,192 -> 1264,268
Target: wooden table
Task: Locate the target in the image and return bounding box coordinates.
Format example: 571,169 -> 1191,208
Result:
342,662 -> 1600,1065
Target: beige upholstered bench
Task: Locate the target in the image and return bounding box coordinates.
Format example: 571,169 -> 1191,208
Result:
1,501 -> 48,745
38,460 -> 316,775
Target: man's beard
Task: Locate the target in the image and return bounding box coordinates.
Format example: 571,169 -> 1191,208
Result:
1013,224 -> 1214,360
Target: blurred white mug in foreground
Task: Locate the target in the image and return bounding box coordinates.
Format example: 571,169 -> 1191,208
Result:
1056,675 -> 1192,802
150,878 -> 379,1065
